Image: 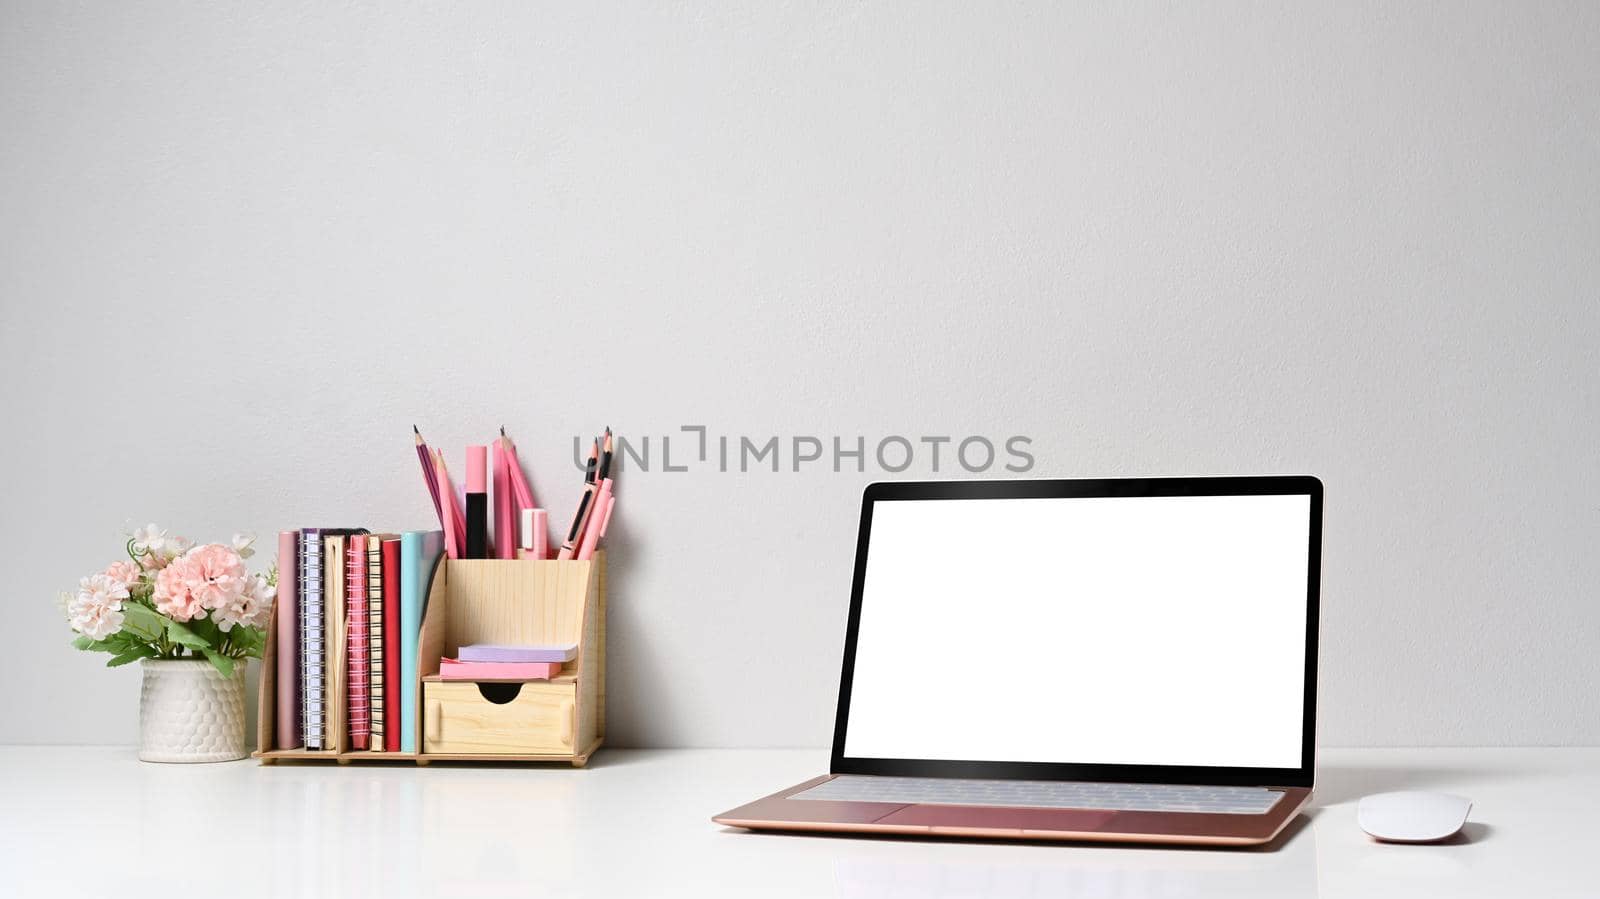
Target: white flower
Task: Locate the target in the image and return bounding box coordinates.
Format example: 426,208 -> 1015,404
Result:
68,574 -> 129,640
244,573 -> 275,628
231,533 -> 257,560
130,523 -> 193,569
210,572 -> 274,632
130,523 -> 168,556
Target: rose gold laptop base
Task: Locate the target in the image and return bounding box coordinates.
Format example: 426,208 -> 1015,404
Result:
715,775 -> 1311,846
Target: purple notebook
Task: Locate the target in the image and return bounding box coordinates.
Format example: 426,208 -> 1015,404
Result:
458,642 -> 578,663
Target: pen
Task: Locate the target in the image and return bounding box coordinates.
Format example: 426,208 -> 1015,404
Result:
558,439 -> 600,560
576,478 -> 612,561
598,426 -> 613,480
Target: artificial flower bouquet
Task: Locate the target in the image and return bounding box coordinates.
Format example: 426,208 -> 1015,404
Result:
62,524 -> 274,677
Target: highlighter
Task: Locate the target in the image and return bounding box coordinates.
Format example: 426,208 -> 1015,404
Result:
465,445 -> 489,559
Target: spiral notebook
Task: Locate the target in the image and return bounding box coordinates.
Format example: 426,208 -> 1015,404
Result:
367,535 -> 387,751
346,535 -> 371,751
298,528 -> 324,750
299,528 -> 367,752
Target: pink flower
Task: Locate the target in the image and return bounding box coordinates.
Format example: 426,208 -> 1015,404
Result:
153,544 -> 243,622
102,560 -> 142,590
181,544 -> 247,609
153,562 -> 206,622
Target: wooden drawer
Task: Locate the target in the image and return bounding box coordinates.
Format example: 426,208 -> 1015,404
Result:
423,681 -> 576,755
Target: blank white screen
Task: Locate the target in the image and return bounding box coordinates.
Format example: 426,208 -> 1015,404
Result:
842,493 -> 1311,769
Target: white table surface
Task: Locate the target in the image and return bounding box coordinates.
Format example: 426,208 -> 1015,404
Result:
1,747 -> 1592,898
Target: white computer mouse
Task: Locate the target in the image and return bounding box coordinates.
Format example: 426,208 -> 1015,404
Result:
1357,791 -> 1472,843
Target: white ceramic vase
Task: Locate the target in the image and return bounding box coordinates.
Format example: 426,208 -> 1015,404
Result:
138,658 -> 247,763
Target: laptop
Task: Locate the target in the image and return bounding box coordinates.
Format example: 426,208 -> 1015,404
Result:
714,476 -> 1322,846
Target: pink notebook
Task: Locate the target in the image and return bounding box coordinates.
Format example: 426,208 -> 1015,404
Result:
274,531 -> 299,749
437,658 -> 565,681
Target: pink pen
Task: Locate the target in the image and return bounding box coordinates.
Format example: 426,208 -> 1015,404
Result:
557,439 -> 600,560
576,479 -> 613,561
595,491 -> 615,546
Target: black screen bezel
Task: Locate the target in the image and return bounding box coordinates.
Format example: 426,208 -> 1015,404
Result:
829,476 -> 1322,788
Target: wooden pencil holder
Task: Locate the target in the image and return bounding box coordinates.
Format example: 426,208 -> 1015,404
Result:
253,552 -> 605,766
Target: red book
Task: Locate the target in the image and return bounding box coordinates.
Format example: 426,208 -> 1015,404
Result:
437,658 -> 565,681
381,538 -> 401,753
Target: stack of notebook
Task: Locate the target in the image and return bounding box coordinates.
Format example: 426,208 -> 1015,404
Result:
437,642 -> 578,681
274,528 -> 444,753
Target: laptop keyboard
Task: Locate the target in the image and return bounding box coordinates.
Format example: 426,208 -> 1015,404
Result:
794,776 -> 1282,815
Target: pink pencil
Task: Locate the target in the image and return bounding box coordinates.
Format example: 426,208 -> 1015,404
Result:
444,450 -> 467,557
414,426 -> 443,528
494,435 -> 515,559
503,434 -> 538,510
434,449 -> 466,559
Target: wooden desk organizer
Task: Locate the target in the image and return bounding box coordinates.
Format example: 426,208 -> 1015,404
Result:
254,552 -> 605,766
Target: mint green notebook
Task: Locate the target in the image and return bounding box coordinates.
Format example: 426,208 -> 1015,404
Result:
399,530 -> 444,754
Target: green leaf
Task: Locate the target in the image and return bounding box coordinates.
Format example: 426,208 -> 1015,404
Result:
72,635 -> 132,654
106,645 -> 157,667
165,618 -> 211,651
186,615 -> 225,645
121,603 -> 168,641
202,650 -> 235,678
230,626 -> 265,656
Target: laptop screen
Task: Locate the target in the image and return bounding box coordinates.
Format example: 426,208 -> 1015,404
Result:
838,487 -> 1315,774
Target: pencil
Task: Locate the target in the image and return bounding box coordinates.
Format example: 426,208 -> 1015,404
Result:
501,429 -> 538,511
414,426 -> 443,529
493,432 -> 515,560
433,448 -> 467,560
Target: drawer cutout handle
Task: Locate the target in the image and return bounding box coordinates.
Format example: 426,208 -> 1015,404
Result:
477,682 -> 524,704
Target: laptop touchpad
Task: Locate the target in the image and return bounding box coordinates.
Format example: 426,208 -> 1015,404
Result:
876,805 -> 1118,833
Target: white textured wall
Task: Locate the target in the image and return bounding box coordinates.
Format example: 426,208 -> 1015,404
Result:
3,2 -> 1596,748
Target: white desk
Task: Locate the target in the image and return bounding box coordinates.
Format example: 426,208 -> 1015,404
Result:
1,747 -> 1591,897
